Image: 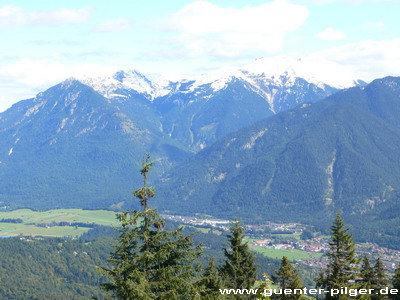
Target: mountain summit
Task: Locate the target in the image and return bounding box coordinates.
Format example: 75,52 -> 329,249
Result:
243,56 -> 364,89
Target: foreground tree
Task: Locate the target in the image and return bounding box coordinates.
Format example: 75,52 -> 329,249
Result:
100,154 -> 202,299
275,256 -> 304,300
392,265 -> 400,300
360,256 -> 374,284
220,219 -> 258,299
197,259 -> 225,299
316,212 -> 358,300
257,274 -> 273,300
372,258 -> 389,300
360,255 -> 374,300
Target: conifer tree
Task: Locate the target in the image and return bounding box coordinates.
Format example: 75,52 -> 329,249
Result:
275,256 -> 304,300
197,259 -> 225,300
220,219 -> 258,299
360,255 -> 374,300
372,258 -> 389,300
392,265 -> 400,300
316,212 -> 358,300
361,256 -> 374,284
257,274 -> 273,300
100,154 -> 202,299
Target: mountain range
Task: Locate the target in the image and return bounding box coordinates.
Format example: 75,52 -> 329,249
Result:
0,57 -> 356,210
82,56 -> 362,151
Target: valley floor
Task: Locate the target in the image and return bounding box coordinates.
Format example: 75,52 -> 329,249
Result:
1,208 -> 399,273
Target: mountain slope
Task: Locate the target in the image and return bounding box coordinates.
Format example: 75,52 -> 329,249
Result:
0,79 -> 190,210
155,77 -> 400,228
155,78 -> 275,150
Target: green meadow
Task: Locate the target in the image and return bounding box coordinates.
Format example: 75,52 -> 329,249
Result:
0,209 -> 119,237
247,239 -> 324,261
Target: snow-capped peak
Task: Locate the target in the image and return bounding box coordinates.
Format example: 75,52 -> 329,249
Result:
181,66 -> 254,93
67,56 -> 365,103
170,55 -> 364,96
242,55 -> 361,89
79,75 -> 122,98
79,70 -> 172,100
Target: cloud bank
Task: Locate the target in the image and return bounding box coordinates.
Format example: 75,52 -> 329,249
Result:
316,28 -> 345,40
164,0 -> 309,58
0,5 -> 93,28
316,38 -> 400,80
94,18 -> 132,33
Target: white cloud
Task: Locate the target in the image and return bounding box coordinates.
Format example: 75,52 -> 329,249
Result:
361,21 -> 385,30
0,59 -> 115,112
297,0 -> 400,4
163,0 -> 309,58
313,39 -> 400,81
0,5 -> 93,28
94,18 -> 132,33
316,28 -> 345,40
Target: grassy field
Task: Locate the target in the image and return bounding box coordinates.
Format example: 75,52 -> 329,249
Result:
0,223 -> 90,237
0,209 -> 119,225
182,225 -> 223,235
182,225 -> 211,234
247,239 -> 324,261
270,233 -> 302,240
0,209 -> 119,237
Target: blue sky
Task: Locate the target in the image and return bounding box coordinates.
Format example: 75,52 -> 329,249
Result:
1,0 -> 400,111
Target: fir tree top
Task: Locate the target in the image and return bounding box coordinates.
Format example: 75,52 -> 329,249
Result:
100,154 -> 203,299
316,212 -> 358,300
221,218 -> 258,298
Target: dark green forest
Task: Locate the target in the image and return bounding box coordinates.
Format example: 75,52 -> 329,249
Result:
0,236 -> 112,299
0,225 -> 288,299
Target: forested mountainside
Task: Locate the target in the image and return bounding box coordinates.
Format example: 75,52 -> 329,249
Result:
156,76 -> 400,247
0,80 -> 190,209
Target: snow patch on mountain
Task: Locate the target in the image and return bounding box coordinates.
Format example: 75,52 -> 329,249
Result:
65,91 -> 81,106
24,101 -> 46,118
57,118 -> 69,133
242,128 -> 268,150
80,70 -> 172,100
6,137 -> 20,156
183,67 -> 255,93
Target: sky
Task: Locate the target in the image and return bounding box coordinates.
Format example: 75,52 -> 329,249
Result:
1,0 -> 400,112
